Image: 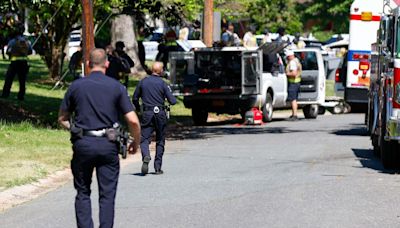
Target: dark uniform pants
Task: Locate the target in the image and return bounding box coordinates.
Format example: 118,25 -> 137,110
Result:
140,110 -> 167,171
1,60 -> 29,100
71,137 -> 120,228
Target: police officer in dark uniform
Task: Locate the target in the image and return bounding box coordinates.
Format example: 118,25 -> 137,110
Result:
115,41 -> 134,88
1,23 -> 32,101
132,61 -> 176,175
58,48 -> 141,228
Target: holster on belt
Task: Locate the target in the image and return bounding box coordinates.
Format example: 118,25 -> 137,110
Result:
70,124 -> 83,142
105,128 -> 119,142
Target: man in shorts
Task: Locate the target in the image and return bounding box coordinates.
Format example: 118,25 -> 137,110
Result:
285,50 -> 302,121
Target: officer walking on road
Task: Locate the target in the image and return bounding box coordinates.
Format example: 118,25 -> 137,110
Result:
285,49 -> 302,121
1,23 -> 32,101
58,48 -> 141,228
132,61 -> 177,175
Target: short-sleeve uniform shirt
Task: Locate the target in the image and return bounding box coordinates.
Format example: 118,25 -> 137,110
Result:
60,71 -> 134,130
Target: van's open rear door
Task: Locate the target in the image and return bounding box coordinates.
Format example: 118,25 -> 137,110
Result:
258,41 -> 288,55
242,51 -> 262,95
169,52 -> 195,95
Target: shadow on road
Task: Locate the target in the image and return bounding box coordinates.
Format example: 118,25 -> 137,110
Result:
166,124 -> 311,141
331,124 -> 368,137
352,148 -> 396,174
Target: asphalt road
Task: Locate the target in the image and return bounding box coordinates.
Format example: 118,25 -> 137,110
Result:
1,113 -> 400,228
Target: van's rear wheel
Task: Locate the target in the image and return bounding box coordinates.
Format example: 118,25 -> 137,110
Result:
192,108 -> 208,126
262,93 -> 273,122
303,104 -> 318,119
332,104 -> 344,114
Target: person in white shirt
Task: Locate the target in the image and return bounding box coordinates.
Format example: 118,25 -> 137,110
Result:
243,26 -> 257,49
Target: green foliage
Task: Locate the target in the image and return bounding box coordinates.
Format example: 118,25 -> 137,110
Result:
120,0 -> 184,27
246,0 -> 303,34
312,30 -> 334,43
173,0 -> 203,21
299,0 -> 353,33
1,0 -> 185,79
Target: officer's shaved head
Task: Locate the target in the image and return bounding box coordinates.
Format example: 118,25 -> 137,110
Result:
152,62 -> 164,75
89,48 -> 107,68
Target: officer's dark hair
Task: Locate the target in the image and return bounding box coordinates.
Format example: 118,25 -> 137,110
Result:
115,41 -> 125,50
193,20 -> 201,29
277,27 -> 285,35
13,22 -> 24,36
89,48 -> 107,68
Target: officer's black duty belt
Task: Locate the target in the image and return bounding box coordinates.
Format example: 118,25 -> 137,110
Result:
83,129 -> 107,137
143,106 -> 167,113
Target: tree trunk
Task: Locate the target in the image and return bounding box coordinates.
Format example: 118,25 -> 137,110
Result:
42,40 -> 67,79
50,45 -> 64,79
111,14 -> 144,73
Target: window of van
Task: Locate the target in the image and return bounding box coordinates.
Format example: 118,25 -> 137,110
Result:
294,51 -> 318,70
263,53 -> 284,73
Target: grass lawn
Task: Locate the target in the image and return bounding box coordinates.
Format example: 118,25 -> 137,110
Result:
0,56 -> 74,189
0,55 -> 191,190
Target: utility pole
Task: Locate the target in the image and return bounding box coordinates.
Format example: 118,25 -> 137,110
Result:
81,0 -> 95,76
203,0 -> 213,47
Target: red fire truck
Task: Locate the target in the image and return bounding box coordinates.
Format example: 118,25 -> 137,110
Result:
368,0 -> 400,169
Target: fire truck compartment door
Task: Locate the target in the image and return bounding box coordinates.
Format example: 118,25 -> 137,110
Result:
242,51 -> 262,95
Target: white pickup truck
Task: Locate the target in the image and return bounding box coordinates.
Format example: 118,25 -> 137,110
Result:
169,43 -> 326,125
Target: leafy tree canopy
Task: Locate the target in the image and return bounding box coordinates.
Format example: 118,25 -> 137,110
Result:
299,0 -> 353,34
245,0 -> 303,34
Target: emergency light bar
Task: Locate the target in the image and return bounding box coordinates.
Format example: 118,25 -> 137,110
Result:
352,53 -> 370,60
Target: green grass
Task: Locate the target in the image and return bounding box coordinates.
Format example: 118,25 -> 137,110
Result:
0,121 -> 71,188
0,55 -> 191,189
326,79 -> 335,97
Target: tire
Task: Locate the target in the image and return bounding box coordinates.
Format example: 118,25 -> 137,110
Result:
192,108 -> 208,126
380,102 -> 400,170
343,103 -> 351,113
303,104 -> 318,119
381,138 -> 399,170
332,104 -> 343,114
262,93 -> 273,122
371,133 -> 380,157
318,106 -> 326,115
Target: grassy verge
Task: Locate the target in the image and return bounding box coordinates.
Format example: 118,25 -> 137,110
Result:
0,56 -> 191,190
0,121 -> 71,189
